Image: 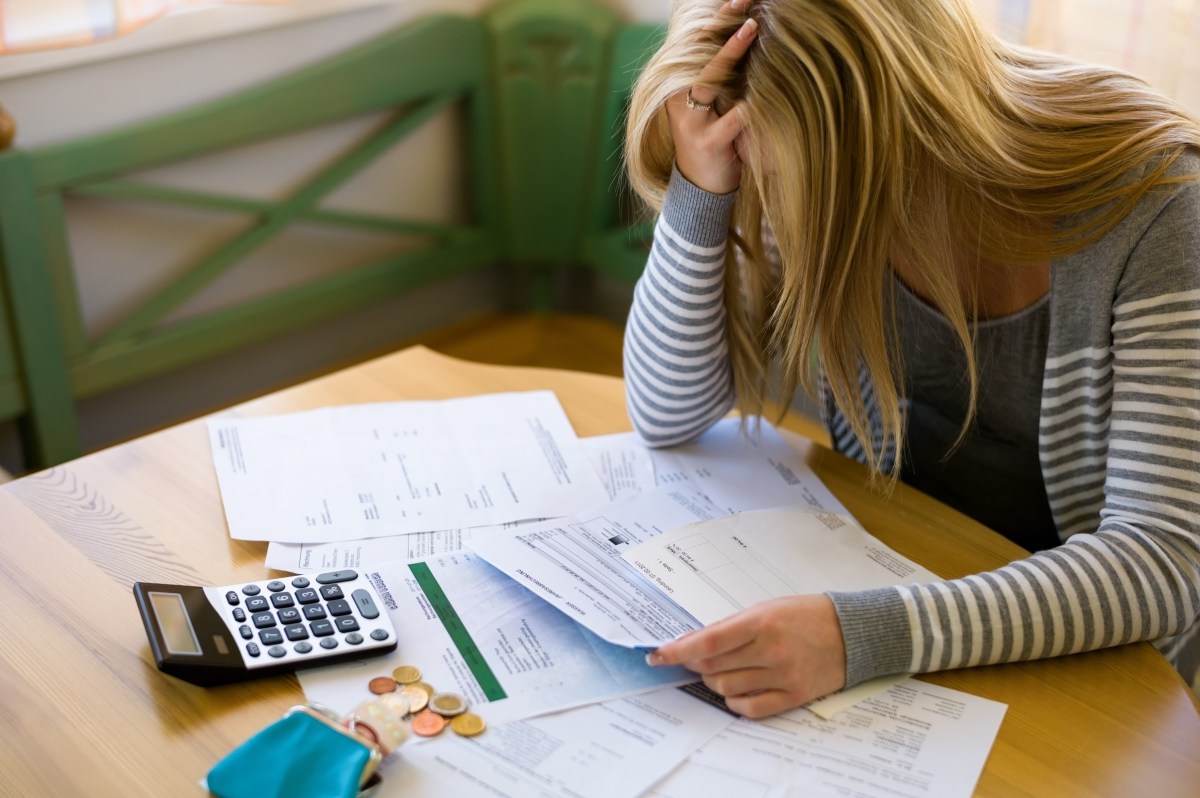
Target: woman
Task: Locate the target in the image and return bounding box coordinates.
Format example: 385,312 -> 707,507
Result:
624,0 -> 1200,718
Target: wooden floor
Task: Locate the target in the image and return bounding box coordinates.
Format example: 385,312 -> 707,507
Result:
407,312 -> 829,445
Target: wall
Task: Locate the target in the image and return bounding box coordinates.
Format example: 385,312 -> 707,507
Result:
0,0 -> 672,472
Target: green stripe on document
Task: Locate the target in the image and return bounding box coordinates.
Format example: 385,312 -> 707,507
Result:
408,562 -> 507,701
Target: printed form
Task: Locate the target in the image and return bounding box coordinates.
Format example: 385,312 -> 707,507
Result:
262,433 -> 657,571
264,421 -> 831,571
208,391 -> 609,543
469,420 -> 853,649
383,687 -> 734,798
622,507 -> 940,626
648,679 -> 1006,798
299,551 -> 697,726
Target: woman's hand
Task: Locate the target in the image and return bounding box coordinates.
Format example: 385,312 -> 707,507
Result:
666,2 -> 758,195
647,594 -> 848,718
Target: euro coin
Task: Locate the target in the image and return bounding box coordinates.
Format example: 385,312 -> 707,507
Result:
392,665 -> 422,685
450,712 -> 486,737
399,684 -> 429,713
411,681 -> 435,699
411,709 -> 447,737
368,676 -> 397,694
428,692 -> 468,717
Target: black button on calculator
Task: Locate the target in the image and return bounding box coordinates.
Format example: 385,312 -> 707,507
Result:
133,570 -> 397,686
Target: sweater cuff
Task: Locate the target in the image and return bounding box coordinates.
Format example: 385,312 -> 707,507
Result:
661,165 -> 738,249
828,587 -> 914,688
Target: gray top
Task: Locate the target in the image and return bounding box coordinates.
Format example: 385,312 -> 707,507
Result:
894,279 -> 1059,552
623,153 -> 1200,692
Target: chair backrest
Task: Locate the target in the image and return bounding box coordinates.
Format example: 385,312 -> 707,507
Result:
0,0 -> 663,469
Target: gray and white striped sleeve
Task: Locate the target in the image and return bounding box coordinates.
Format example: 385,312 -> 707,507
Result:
830,167 -> 1200,688
624,167 -> 738,446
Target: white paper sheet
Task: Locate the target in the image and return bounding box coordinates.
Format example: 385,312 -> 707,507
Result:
263,434 -> 656,572
468,486 -> 725,649
384,687 -> 734,798
298,552 -> 697,725
647,679 -> 1007,798
263,522 -> 529,572
208,391 -> 609,542
622,507 -> 939,626
585,433 -> 659,500
468,420 -> 853,650
648,419 -> 848,516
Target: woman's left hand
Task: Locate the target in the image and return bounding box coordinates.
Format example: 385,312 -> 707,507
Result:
647,594 -> 848,718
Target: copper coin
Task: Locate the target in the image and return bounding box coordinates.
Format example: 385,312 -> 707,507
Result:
399,684 -> 429,713
411,709 -> 447,737
392,665 -> 422,685
368,676 -> 397,694
428,692 -> 468,717
349,719 -> 381,745
450,712 -> 486,737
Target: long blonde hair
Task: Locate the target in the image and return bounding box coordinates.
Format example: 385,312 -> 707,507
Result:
625,0 -> 1200,481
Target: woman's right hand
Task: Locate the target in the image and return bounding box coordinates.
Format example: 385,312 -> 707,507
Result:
665,2 -> 759,195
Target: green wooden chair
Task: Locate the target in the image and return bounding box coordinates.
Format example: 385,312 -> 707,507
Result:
0,0 -> 662,470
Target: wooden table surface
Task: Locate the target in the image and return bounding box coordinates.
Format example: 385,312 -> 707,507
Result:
1,345 -> 1197,797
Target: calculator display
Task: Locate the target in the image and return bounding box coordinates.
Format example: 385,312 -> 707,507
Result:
149,591 -> 203,655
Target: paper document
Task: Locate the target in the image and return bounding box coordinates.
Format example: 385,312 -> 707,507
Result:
385,687 -> 734,798
649,419 -> 848,515
623,508 -> 939,626
299,552 -> 696,725
264,434 -> 655,571
469,421 -> 854,649
647,678 -> 1006,798
468,486 -> 725,649
264,521 -> 535,572
208,391 -> 609,542
585,433 -> 658,500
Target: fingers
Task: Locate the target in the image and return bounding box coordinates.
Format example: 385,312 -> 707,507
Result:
691,17 -> 758,104
650,614 -> 757,668
724,690 -> 800,720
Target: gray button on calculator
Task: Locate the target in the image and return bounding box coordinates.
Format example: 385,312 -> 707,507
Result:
316,570 -> 358,584
352,589 -> 380,619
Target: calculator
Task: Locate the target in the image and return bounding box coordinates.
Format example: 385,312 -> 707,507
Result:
133,570 -> 397,686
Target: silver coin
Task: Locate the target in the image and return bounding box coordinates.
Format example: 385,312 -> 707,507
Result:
428,691 -> 468,717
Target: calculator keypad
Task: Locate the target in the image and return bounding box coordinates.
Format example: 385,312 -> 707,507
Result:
204,570 -> 392,670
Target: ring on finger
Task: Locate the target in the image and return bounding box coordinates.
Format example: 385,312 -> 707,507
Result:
686,89 -> 714,112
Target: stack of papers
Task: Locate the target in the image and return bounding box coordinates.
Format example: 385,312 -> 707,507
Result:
208,391 -> 1007,798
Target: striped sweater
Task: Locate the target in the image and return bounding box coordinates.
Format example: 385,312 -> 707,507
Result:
623,156 -> 1200,690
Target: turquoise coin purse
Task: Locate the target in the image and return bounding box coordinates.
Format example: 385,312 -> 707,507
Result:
206,705 -> 382,798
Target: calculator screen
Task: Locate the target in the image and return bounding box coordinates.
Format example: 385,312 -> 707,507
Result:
149,592 -> 203,655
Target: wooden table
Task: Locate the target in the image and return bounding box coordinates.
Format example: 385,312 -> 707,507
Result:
1,346 -> 1197,796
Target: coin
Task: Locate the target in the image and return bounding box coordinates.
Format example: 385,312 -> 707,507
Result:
410,709 -> 447,737
349,719 -> 381,745
368,676 -> 397,694
450,712 -> 486,737
392,665 -> 422,685
411,681 -> 436,699
428,692 -> 468,717
399,684 -> 429,713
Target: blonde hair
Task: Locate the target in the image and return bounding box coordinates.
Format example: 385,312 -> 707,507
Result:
625,0 -> 1200,481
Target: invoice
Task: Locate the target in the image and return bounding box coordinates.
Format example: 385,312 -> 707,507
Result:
208,391 -> 609,543
299,551 -> 697,725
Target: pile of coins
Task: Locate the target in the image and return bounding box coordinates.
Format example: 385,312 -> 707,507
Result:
363,664 -> 486,741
